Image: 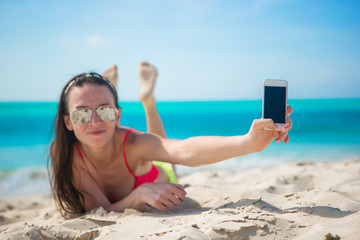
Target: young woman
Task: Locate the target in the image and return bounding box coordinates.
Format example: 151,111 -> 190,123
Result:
49,62 -> 293,216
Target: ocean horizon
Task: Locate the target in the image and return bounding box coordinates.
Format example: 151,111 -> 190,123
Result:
1,98 -> 360,196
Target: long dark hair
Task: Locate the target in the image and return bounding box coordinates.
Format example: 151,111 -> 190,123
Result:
48,73 -> 119,216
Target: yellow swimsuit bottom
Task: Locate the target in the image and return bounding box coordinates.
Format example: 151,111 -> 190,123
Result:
153,161 -> 178,184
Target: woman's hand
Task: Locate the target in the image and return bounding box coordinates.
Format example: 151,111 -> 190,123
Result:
247,105 -> 293,152
135,183 -> 187,211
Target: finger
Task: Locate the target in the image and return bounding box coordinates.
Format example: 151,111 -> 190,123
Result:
170,185 -> 187,201
170,192 -> 184,205
158,195 -> 175,210
171,191 -> 186,202
159,184 -> 186,205
275,131 -> 288,144
169,187 -> 184,204
161,200 -> 173,209
160,196 -> 178,209
153,201 -> 168,211
169,194 -> 182,206
282,117 -> 292,132
284,135 -> 290,144
175,184 -> 187,195
167,201 -> 176,209
286,105 -> 293,116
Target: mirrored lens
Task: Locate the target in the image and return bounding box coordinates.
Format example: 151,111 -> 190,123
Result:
72,108 -> 92,125
96,106 -> 118,122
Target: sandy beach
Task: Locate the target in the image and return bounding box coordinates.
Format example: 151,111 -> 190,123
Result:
1,158 -> 359,240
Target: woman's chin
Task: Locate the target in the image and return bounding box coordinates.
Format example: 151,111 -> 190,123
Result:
85,136 -> 111,148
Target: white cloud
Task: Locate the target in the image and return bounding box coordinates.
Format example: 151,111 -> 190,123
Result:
85,35 -> 105,47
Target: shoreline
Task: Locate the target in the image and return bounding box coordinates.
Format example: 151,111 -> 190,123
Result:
1,158 -> 360,239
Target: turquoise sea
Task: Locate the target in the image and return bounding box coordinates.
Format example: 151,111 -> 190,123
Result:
1,99 -> 360,196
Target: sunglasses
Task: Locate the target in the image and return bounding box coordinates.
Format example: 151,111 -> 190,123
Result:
71,105 -> 118,126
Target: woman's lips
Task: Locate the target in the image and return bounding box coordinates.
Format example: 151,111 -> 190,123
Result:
87,130 -> 106,135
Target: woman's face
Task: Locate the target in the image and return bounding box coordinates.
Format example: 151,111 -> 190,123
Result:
64,84 -> 120,148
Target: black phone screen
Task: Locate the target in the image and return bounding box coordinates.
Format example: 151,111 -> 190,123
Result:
264,86 -> 286,123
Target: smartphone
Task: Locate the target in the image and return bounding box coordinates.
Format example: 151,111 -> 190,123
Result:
262,79 -> 288,131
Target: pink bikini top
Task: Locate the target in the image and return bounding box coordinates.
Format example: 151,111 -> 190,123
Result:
75,128 -> 159,190
122,129 -> 159,189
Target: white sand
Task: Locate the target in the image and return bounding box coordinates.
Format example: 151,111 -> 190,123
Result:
1,158 -> 359,239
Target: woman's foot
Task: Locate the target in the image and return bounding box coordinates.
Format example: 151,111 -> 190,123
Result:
102,65 -> 118,90
139,61 -> 157,104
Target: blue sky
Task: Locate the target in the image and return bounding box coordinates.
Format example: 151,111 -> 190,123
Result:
0,0 -> 359,101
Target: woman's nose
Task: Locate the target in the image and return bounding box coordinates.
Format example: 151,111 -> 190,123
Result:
89,110 -> 102,124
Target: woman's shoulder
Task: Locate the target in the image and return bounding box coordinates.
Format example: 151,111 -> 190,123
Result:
115,126 -> 140,136
114,127 -> 156,147
114,127 -> 144,143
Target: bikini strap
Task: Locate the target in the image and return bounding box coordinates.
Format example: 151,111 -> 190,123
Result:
75,143 -> 85,161
122,128 -> 137,177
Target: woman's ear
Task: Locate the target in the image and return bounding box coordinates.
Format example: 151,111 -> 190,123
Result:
64,115 -> 74,131
116,108 -> 121,127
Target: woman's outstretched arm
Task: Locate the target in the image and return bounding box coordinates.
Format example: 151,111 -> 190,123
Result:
135,109 -> 293,167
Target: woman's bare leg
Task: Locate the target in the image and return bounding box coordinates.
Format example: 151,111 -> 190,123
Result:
139,61 -> 177,178
139,61 -> 167,138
